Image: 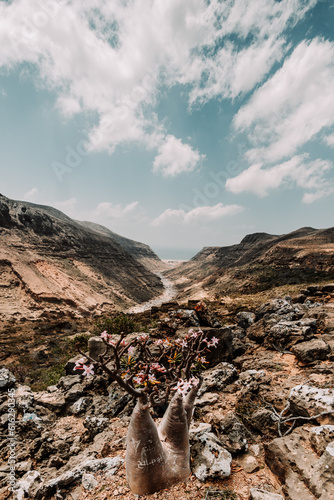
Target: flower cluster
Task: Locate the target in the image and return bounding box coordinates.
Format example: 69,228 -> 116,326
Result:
75,327 -> 219,403
73,358 -> 95,377
173,376 -> 199,397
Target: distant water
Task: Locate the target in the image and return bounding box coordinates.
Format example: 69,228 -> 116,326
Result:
128,272 -> 177,313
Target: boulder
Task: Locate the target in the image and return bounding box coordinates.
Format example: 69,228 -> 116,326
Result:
237,311 -> 256,329
14,470 -> 44,499
265,428 -> 334,500
81,472 -> 98,491
255,297 -> 295,319
33,390 -> 66,413
310,425 -> 334,455
0,367 -> 16,390
201,327 -> 249,364
88,336 -> 109,361
69,397 -> 92,415
198,362 -> 238,395
190,431 -> 232,481
289,385 -> 334,421
84,416 -> 109,438
219,413 -> 248,455
238,369 -> 271,391
291,339 -> 330,363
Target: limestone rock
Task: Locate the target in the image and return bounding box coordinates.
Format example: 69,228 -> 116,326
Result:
237,311 -> 256,329
0,367 -> 16,389
84,416 -> 109,438
310,425 -> 334,455
265,428 -> 334,500
33,390 -> 66,413
291,339 -> 330,363
236,454 -> 259,473
250,489 -> 284,500
14,470 -> 44,500
69,397 -> 92,415
190,431 -> 232,481
219,413 -> 248,455
198,362 -> 238,395
81,473 -> 98,491
289,385 -> 334,421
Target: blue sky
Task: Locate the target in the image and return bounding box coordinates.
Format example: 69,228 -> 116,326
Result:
0,0 -> 333,259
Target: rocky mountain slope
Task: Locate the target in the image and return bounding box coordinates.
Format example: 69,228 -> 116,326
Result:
167,227 -> 334,300
0,284 -> 333,499
0,194 -> 164,321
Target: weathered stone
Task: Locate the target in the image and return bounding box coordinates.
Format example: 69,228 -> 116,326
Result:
58,375 -> 82,391
14,470 -> 44,500
238,369 -> 271,390
0,367 -> 16,389
33,391 -> 66,413
237,311 -> 256,329
88,336 -> 109,361
81,472 -> 98,491
251,408 -> 279,435
219,413 -> 248,455
14,385 -> 34,412
190,431 -> 232,481
291,339 -> 330,363
69,397 -> 92,415
265,428 -> 334,500
250,489 -> 284,500
256,297 -> 294,319
84,416 -> 109,438
198,362 -> 238,395
310,425 -> 334,455
237,454 -> 259,473
195,392 -> 219,407
64,383 -> 86,403
289,385 -> 334,421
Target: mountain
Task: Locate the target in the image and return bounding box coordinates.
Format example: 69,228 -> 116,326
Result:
0,194 -> 164,320
166,227 -> 334,299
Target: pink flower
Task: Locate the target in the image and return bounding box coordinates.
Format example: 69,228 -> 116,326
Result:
180,339 -> 188,348
127,346 -> 136,355
150,363 -> 166,373
209,336 -> 219,348
137,334 -> 149,342
73,358 -> 86,371
82,364 -> 95,377
173,379 -> 192,397
189,376 -> 199,387
120,339 -> 128,347
190,331 -> 199,338
100,331 -> 108,340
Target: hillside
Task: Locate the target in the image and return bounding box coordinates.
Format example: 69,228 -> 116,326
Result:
0,194 -> 164,320
166,227 -> 334,300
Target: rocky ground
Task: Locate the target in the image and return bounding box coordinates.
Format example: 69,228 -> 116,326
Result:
0,283 -> 334,500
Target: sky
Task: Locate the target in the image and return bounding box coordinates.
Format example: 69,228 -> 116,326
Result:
0,0 -> 334,260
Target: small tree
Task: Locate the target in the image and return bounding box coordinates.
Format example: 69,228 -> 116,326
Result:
75,328 -> 219,495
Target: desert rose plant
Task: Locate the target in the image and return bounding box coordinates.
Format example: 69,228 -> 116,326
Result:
75,328 -> 219,495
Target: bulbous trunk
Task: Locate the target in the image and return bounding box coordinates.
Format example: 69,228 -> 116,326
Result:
126,382 -> 201,495
126,397 -> 167,495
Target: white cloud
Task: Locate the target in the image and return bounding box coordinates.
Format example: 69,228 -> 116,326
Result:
324,133 -> 334,148
153,136 -> 204,177
234,38 -> 334,163
24,187 -> 38,202
94,201 -> 139,219
0,0 -> 318,173
226,154 -> 333,202
53,197 -> 77,212
152,203 -> 244,226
